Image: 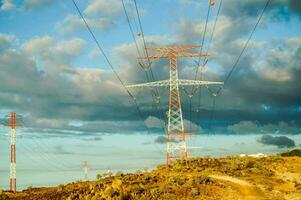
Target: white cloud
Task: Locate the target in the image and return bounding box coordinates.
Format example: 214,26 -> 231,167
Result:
0,0 -> 16,11
24,0 -> 52,9
0,0 -> 54,11
21,36 -> 85,74
55,15 -> 114,35
21,36 -> 54,54
285,37 -> 301,48
84,0 -> 123,17
145,116 -> 162,128
261,67 -> 291,82
0,33 -> 16,50
183,119 -> 202,133
227,121 -> 300,135
88,47 -> 101,59
54,38 -> 85,59
34,118 -> 66,129
227,121 -> 260,134
144,116 -> 202,133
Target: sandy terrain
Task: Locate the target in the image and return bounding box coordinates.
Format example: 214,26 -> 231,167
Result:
0,155 -> 300,200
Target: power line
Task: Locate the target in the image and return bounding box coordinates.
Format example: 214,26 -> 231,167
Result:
121,0 -> 143,59
209,0 -> 270,96
128,0 -> 140,33
19,139 -> 66,171
195,1 -> 212,72
194,0 -> 223,94
196,0 -> 223,112
126,46 -> 222,164
222,0 -> 271,87
71,0 -> 128,94
207,95 -> 216,134
29,136 -> 76,169
130,0 -> 167,131
133,0 -> 151,66
132,0 -> 162,98
71,0 -> 148,124
206,0 -> 223,60
206,0 -> 271,135
187,1 -> 212,133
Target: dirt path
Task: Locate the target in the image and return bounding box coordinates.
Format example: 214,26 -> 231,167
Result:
210,175 -> 266,200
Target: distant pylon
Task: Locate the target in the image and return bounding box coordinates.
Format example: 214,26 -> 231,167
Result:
127,45 -> 224,164
82,161 -> 88,181
4,112 -> 22,193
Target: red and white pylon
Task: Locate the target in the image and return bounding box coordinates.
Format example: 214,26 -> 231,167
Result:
127,46 -> 223,164
82,161 -> 88,181
4,112 -> 22,193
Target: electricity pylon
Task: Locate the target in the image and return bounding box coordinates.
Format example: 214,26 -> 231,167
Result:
127,45 -> 223,164
4,112 -> 22,192
82,161 -> 88,181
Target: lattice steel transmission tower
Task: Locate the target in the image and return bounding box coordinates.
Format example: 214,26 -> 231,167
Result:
82,161 -> 88,181
127,45 -> 223,164
4,112 -> 22,192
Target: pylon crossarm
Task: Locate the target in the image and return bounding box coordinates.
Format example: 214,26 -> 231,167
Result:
137,53 -> 169,59
146,45 -> 200,51
127,79 -> 223,89
5,114 -> 22,118
126,80 -> 170,88
4,122 -> 23,127
178,53 -> 208,58
178,79 -> 224,86
137,53 -> 208,59
127,45 -> 221,165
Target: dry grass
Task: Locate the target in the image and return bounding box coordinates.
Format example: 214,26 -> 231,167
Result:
1,155 -> 301,200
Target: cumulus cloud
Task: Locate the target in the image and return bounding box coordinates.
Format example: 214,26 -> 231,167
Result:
289,0 -> 301,14
1,29 -> 300,137
172,8 -> 301,121
84,0 -> 123,17
258,134 -> 296,148
24,118 -> 147,137
0,33 -> 16,51
24,0 -> 52,9
227,121 -> 300,134
20,36 -> 85,75
154,135 -> 167,144
1,0 -> 54,11
218,0 -> 301,22
0,0 -> 16,11
144,116 -> 202,133
55,15 -> 115,35
154,135 -> 177,144
0,35 -> 125,127
54,145 -> 74,155
145,116 -> 162,129
1,0 -> 301,138
21,36 -> 54,53
55,0 -> 131,35
184,119 -> 202,133
227,121 -> 260,134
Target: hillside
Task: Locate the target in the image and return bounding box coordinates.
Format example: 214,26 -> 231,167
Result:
1,155 -> 301,200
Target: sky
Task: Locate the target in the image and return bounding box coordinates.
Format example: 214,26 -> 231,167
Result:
0,0 -> 301,189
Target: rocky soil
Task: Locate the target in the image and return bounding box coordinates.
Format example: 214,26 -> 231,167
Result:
0,154 -> 301,200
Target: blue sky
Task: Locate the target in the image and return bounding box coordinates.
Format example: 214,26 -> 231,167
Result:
0,0 -> 301,189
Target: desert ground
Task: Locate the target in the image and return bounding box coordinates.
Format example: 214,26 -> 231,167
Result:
1,152 -> 301,200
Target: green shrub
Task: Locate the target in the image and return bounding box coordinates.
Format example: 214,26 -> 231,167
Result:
96,174 -> 102,180
246,160 -> 256,168
26,186 -> 33,190
280,149 -> 301,157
